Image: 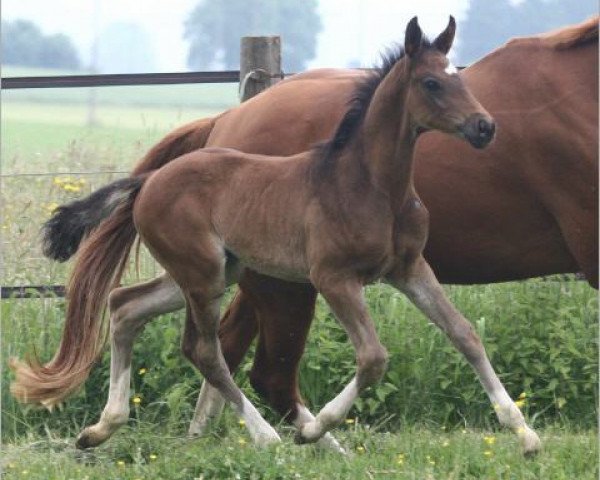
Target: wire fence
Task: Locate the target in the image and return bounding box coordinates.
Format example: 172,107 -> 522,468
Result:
0,65 -> 580,299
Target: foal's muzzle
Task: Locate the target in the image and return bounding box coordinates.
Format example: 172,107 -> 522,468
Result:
460,114 -> 496,149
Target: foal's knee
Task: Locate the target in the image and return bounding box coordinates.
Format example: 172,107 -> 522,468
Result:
357,345 -> 389,390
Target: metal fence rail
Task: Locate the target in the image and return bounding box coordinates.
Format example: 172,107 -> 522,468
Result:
2,70 -> 240,89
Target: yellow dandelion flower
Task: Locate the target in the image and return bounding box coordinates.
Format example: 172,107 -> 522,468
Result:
139,368 -> 147,375
45,202 -> 59,213
493,403 -> 501,411
518,392 -> 527,400
442,440 -> 450,447
484,450 -> 493,457
238,419 -> 246,426
132,396 -> 142,405
514,399 -> 526,409
461,429 -> 467,434
516,426 -> 526,435
483,435 -> 496,446
149,453 -> 158,460
21,470 -> 29,475
117,460 -> 125,466
397,458 -> 404,465
345,418 -> 355,424
429,460 -> 436,466
238,438 -> 247,445
356,446 -> 365,453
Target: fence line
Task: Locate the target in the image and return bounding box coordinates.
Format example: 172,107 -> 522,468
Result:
0,62 -> 566,299
1,171 -> 129,178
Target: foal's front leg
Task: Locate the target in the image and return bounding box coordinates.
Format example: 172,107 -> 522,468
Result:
296,277 -> 388,443
389,256 -> 541,455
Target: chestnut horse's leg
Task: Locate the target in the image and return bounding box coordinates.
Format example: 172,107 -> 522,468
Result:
296,277 -> 389,444
390,256 -> 541,455
76,274 -> 184,448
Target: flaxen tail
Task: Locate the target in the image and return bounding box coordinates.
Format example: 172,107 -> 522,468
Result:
10,176 -> 148,407
43,116 -> 219,262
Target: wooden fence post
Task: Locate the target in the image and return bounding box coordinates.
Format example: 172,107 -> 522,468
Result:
239,36 -> 282,102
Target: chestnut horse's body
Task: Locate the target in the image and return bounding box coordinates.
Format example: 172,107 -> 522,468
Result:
12,17 -> 597,453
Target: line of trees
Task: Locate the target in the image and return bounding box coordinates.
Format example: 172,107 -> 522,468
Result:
2,19 -> 81,70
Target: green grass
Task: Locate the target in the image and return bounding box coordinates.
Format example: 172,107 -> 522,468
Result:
1,422 -> 597,479
1,101 -> 232,175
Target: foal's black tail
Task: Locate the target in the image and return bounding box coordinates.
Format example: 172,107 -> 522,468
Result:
42,116 -> 218,262
42,178 -> 145,262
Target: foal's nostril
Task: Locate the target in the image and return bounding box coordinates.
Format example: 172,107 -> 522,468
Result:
478,119 -> 494,138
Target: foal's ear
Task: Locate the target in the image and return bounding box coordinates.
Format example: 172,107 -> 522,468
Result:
405,16 -> 423,58
432,15 -> 456,55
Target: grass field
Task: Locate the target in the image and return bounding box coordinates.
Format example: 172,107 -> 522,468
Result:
1,424 -> 597,479
2,66 -> 598,479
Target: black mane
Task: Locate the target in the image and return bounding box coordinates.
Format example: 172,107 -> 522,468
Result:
311,39 -> 431,179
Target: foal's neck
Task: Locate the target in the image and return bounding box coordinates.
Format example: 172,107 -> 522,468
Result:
357,59 -> 417,205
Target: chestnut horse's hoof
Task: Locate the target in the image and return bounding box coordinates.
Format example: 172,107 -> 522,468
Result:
75,427 -> 107,450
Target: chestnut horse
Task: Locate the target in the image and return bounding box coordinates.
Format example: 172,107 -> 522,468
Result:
12,17 -> 596,453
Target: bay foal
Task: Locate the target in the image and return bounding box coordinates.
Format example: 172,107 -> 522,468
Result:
13,17 -> 540,452
112,17 -> 531,450
134,16 -> 504,446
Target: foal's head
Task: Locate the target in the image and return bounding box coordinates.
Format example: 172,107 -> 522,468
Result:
403,16 -> 495,149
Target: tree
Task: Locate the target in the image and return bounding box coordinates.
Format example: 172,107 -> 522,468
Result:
1,19 -> 80,70
184,0 -> 322,72
97,22 -> 157,74
457,0 -> 598,65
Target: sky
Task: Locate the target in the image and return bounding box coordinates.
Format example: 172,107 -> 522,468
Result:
2,0 -> 470,72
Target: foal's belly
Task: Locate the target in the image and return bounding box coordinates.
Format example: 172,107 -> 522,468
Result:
224,236 -> 311,284
238,257 -> 311,283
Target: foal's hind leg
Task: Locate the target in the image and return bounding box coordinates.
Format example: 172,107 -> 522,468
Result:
76,274 -> 184,448
390,256 -> 541,455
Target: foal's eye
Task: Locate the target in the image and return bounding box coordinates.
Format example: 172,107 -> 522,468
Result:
422,78 -> 441,93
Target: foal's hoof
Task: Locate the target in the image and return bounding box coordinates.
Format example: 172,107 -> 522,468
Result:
518,427 -> 542,457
